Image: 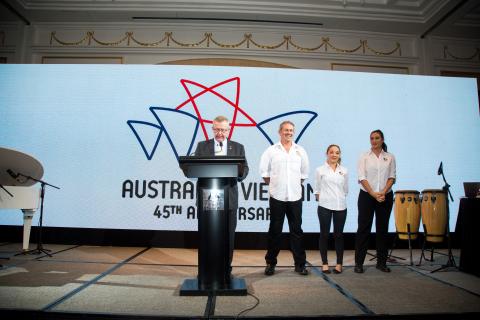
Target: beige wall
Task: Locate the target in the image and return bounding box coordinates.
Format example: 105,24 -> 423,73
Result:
1,21 -> 479,76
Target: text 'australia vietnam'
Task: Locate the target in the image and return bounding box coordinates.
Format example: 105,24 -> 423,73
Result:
121,180 -> 315,201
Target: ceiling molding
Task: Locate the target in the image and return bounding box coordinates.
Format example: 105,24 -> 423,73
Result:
1,0 -> 479,38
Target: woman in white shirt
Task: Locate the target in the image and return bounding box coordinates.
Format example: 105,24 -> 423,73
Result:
354,129 -> 396,274
315,144 -> 348,274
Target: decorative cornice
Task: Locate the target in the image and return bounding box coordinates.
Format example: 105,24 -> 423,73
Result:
49,31 -> 402,56
16,0 -> 449,24
443,46 -> 480,61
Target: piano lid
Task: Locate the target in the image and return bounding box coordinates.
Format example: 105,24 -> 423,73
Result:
0,147 -> 44,187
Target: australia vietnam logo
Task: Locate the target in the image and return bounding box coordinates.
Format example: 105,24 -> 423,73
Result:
127,77 -> 318,160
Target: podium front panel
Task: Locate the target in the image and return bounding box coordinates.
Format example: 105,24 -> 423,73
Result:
185,164 -> 238,178
197,178 -> 230,290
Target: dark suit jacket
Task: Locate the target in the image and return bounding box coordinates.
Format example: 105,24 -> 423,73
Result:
194,139 -> 249,209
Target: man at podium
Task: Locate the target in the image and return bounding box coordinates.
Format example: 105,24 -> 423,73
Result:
193,115 -> 249,277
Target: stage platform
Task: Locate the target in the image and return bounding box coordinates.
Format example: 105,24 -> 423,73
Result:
1,243 -> 479,319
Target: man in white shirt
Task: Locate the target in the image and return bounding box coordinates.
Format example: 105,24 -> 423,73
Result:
259,121 -> 309,276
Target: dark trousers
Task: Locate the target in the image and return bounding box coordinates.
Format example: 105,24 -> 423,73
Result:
355,190 -> 393,266
265,197 -> 306,267
317,206 -> 347,265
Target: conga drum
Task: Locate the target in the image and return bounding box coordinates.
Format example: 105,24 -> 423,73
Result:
394,190 -> 421,240
421,189 -> 447,243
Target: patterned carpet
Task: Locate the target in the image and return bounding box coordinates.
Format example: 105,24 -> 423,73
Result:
1,244 -> 479,319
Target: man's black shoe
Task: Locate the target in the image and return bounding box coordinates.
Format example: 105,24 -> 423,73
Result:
264,264 -> 275,276
376,264 -> 391,273
354,265 -> 364,273
294,265 -> 309,275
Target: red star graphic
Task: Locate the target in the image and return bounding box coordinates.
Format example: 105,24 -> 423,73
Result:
175,77 -> 257,140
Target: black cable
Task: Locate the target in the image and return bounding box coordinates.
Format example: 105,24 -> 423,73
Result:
235,292 -> 260,319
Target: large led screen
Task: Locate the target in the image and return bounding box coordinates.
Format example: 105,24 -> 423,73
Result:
1,64 -> 478,233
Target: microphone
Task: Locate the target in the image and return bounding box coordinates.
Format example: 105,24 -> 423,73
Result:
214,141 -> 223,154
437,162 -> 443,176
6,169 -> 19,179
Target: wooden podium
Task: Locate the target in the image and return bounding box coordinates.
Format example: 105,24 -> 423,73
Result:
178,156 -> 247,296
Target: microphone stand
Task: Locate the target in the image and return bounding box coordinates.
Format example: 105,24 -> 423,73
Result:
0,184 -> 14,197
431,165 -> 457,273
14,172 -> 60,257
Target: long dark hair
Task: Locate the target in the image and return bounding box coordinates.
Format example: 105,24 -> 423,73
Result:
371,129 -> 387,152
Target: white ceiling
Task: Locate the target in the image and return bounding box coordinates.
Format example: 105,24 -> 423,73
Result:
1,0 -> 479,38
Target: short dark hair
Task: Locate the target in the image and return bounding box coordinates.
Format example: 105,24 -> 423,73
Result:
279,120 -> 295,131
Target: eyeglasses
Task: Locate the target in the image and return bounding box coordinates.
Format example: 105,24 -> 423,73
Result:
213,128 -> 230,133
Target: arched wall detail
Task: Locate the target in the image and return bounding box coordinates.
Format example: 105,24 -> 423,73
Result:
159,58 -> 295,68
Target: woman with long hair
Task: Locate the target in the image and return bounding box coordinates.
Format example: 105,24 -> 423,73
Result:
354,129 -> 396,273
314,144 -> 348,274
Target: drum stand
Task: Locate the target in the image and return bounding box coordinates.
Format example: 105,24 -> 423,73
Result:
389,224 -> 417,266
367,235 -> 405,263
418,223 -> 436,265
14,173 -> 60,258
418,167 -> 457,272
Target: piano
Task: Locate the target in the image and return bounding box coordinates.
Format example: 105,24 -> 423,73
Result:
1,146 -> 44,251
0,186 -> 40,251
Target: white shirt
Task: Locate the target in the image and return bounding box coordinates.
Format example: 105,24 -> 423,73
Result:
214,139 -> 227,156
357,150 -> 396,193
315,162 -> 348,211
259,142 -> 309,201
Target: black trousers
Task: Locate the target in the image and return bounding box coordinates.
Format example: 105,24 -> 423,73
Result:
355,190 -> 393,266
265,197 -> 306,267
317,206 -> 347,265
